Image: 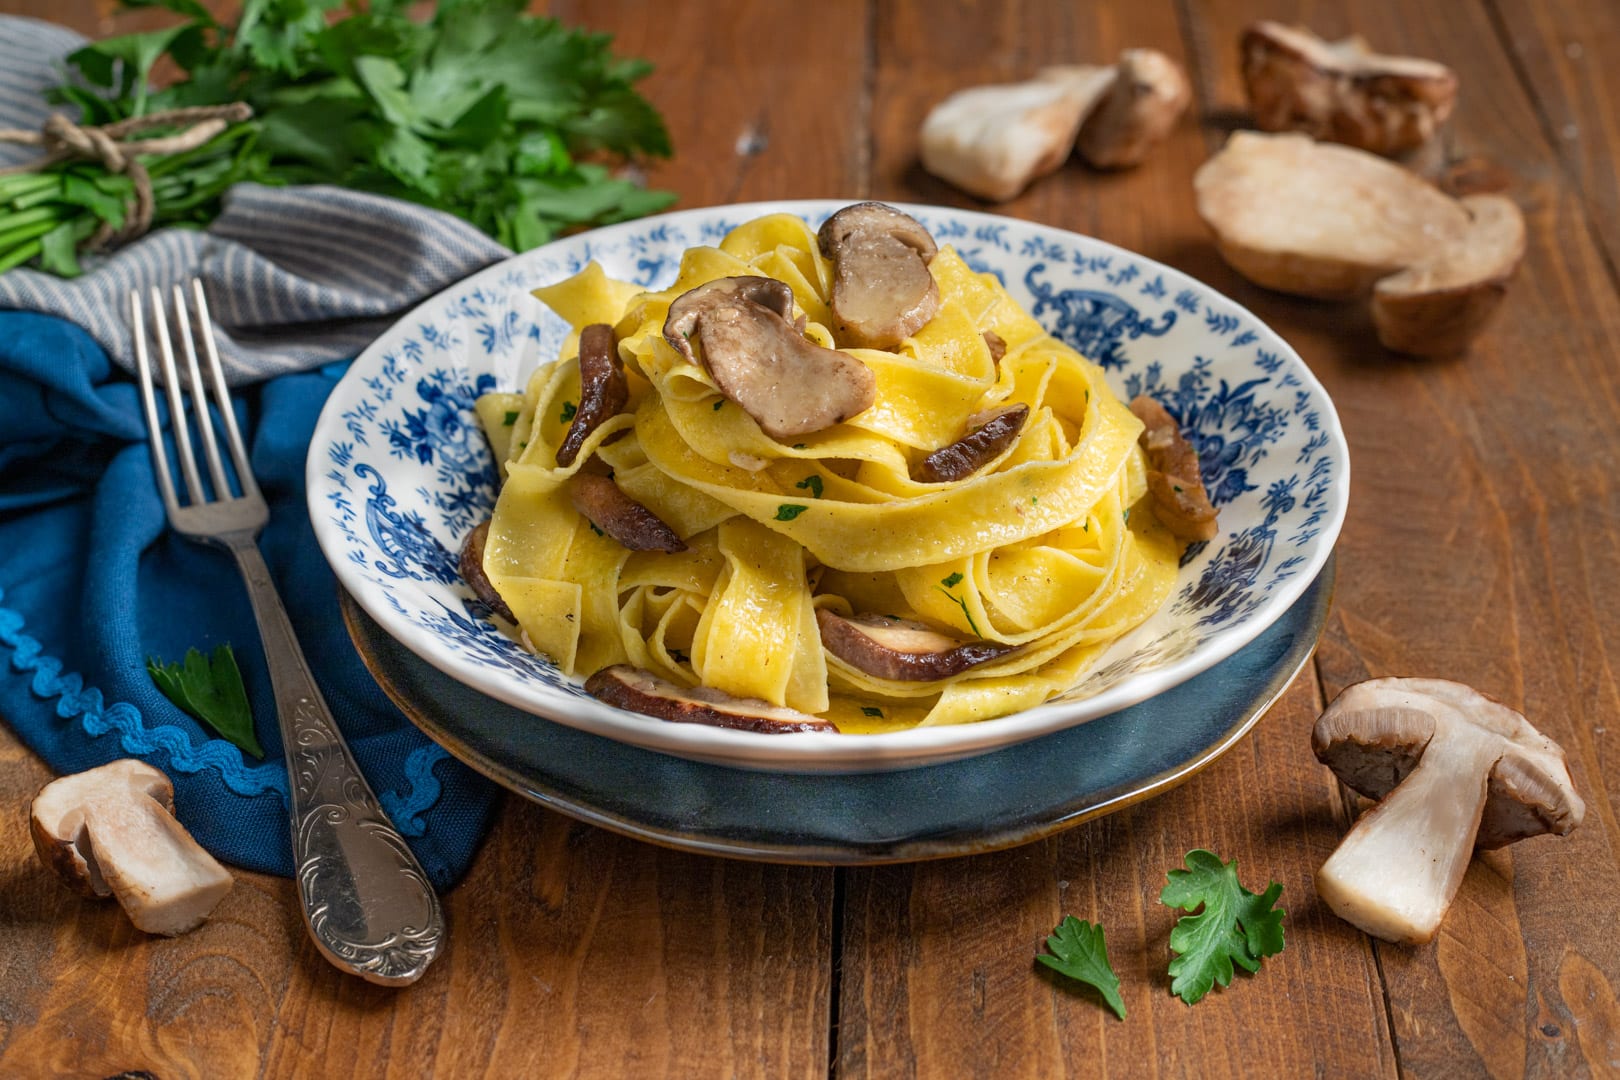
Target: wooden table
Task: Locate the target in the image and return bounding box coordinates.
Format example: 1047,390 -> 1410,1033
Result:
3,1 -> 1618,1076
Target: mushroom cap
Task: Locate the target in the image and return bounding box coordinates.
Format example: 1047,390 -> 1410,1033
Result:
1371,193 -> 1526,357
1313,677 -> 1585,847
1194,131 -> 1471,299
31,759 -> 173,897
817,203 -> 942,349
1075,48 -> 1191,170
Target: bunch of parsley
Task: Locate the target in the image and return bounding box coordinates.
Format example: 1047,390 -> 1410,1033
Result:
7,0 -> 673,275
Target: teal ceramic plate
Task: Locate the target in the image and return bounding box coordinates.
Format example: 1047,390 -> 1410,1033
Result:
342,558 -> 1333,864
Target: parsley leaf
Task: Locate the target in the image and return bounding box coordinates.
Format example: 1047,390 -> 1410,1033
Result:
860,706 -> 883,718
1037,916 -> 1126,1020
941,571 -> 964,588
774,504 -> 808,521
795,475 -> 824,498
503,409 -> 519,425
147,645 -> 263,758
1160,849 -> 1285,1005
559,400 -> 578,422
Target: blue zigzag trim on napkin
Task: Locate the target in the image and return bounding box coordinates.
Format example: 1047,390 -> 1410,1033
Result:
0,584 -> 453,832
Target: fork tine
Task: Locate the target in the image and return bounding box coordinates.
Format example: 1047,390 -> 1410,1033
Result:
190,279 -> 260,501
149,286 -> 206,506
172,284 -> 231,500
131,291 -> 180,518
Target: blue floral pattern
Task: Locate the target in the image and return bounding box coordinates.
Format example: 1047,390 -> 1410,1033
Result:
308,201 -> 1347,740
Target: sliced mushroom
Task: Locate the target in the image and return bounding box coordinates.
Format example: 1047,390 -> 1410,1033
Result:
31,760 -> 233,936
982,330 -> 1008,363
460,519 -> 514,621
1195,131 -> 1472,299
817,202 -> 941,349
1075,48 -> 1191,170
1313,678 -> 1584,944
913,404 -> 1029,484
662,276 -> 876,439
816,609 -> 1018,682
555,323 -> 628,468
1241,22 -> 1459,158
918,65 -> 1115,202
1130,395 -> 1218,542
1371,194 -> 1526,358
570,473 -> 686,553
585,664 -> 837,734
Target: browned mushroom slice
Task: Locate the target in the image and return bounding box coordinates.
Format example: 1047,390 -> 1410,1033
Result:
1130,395 -> 1218,542
585,664 -> 837,734
459,519 -> 514,622
816,609 -> 1017,682
1241,22 -> 1458,158
662,276 -> 795,364
556,323 -> 628,468
817,202 -> 941,349
1075,48 -> 1192,170
982,330 -> 1007,363
913,404 -> 1029,484
661,276 -> 876,439
570,473 -> 686,553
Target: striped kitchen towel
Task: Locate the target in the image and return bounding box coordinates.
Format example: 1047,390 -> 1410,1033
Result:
0,15 -> 510,384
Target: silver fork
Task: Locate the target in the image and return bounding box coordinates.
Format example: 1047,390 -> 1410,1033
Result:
132,280 -> 444,987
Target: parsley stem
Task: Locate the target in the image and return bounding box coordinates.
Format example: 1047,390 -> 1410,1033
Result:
0,238 -> 45,274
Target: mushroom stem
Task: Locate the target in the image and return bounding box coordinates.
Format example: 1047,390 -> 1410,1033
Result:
1316,726 -> 1502,944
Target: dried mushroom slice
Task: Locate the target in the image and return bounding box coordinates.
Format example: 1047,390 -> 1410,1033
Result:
913,404 -> 1029,484
661,275 -> 876,439
460,519 -> 514,622
586,665 -> 836,734
570,473 -> 686,553
555,323 -> 628,467
1130,395 -> 1218,542
816,609 -> 1018,682
817,202 -> 941,349
1241,21 -> 1458,158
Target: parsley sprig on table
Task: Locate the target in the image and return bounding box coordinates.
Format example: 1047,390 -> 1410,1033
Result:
4,0 -> 674,276
1038,916 -> 1126,1020
1161,849 -> 1286,1004
147,644 -> 263,758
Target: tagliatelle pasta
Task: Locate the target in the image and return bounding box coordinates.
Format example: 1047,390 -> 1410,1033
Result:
474,210 -> 1184,730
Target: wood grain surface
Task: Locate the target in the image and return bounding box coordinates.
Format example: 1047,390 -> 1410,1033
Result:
1,0 -> 1617,1077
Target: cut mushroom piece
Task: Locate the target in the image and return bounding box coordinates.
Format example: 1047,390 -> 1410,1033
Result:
816,609 -> 1018,682
555,323 -> 628,468
982,330 -> 1008,363
1195,131 -> 1472,299
31,759 -> 233,936
1371,194 -> 1526,357
817,202 -> 941,349
1075,49 -> 1191,169
919,65 -> 1115,202
585,664 -> 837,734
662,275 -> 876,439
1130,395 -> 1218,542
913,404 -> 1029,484
460,519 -> 514,622
1313,678 -> 1584,945
1241,21 -> 1459,158
570,473 -> 686,553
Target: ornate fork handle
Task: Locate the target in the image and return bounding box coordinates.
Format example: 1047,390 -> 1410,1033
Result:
226,533 -> 444,986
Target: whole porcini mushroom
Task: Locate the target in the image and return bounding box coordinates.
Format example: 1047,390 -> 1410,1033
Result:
1241,22 -> 1458,158
1313,678 -> 1584,945
31,759 -> 234,936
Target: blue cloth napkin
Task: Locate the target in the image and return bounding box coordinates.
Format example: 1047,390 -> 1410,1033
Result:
0,311 -> 502,888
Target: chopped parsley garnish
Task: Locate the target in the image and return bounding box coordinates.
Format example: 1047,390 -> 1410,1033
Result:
796,475 -> 824,498
713,399 -> 725,411
503,410 -> 520,425
587,521 -> 604,537
941,572 -> 964,588
935,586 -> 981,635
861,706 -> 884,718
560,400 -> 577,422
775,504 -> 809,521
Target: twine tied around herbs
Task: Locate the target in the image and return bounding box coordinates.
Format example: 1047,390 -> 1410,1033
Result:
0,103 -> 253,251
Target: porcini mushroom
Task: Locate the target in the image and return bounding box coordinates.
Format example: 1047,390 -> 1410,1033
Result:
555,322 -> 627,468
1371,194 -> 1525,358
586,665 -> 837,734
662,275 -> 877,439
31,759 -> 233,936
1075,48 -> 1192,170
918,66 -> 1115,202
817,202 -> 941,349
1312,678 -> 1584,945
816,609 -> 1018,682
913,404 -> 1029,484
1130,395 -> 1218,542
570,473 -> 686,553
460,519 -> 514,621
1241,22 -> 1459,158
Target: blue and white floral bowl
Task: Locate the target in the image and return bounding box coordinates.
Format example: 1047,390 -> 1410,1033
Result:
306,201 -> 1349,773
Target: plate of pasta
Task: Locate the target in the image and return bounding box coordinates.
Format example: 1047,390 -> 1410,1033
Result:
307,200 -> 1348,772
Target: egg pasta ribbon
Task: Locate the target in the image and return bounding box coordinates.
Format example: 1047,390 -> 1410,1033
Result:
478,213 -> 1181,728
